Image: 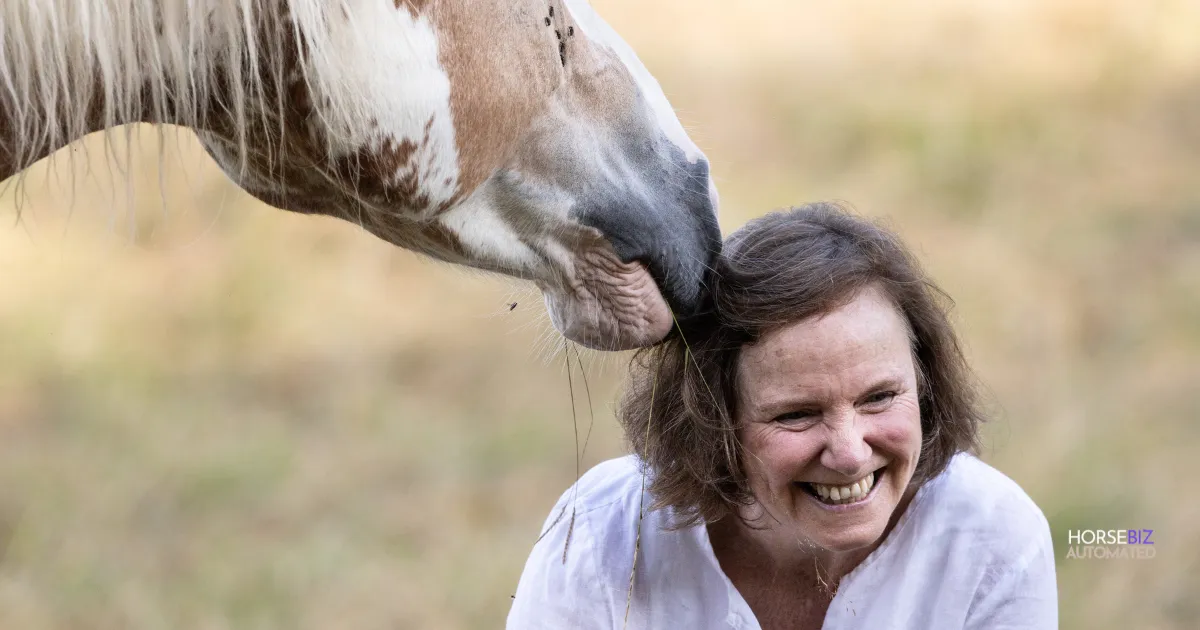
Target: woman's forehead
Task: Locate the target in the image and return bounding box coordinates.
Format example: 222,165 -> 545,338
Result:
758,285 -> 904,344
736,287 -> 914,388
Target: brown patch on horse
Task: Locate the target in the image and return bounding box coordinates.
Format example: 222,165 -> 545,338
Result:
330,115 -> 442,213
430,1 -> 562,206
555,13 -> 639,123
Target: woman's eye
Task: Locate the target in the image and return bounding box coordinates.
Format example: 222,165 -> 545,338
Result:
773,410 -> 818,424
862,391 -> 896,407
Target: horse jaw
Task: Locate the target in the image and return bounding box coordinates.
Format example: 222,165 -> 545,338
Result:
429,181 -> 674,351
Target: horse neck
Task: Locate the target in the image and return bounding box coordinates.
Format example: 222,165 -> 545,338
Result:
0,76 -> 110,181
0,0 -> 284,182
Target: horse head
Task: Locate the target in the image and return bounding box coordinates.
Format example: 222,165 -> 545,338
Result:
197,0 -> 721,350
0,0 -> 720,350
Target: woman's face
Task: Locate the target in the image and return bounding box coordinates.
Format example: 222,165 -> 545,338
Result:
734,285 -> 923,556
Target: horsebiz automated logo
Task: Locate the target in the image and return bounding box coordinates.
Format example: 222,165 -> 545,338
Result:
1064,529 -> 1156,560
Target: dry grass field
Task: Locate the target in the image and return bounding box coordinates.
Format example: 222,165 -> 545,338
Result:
2,1 -> 1198,628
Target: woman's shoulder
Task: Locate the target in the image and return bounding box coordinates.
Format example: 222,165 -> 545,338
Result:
533,455 -> 670,563
567,454 -> 650,515
510,456 -> 718,628
832,458 -> 1058,626
931,453 -> 1047,520
508,457 -> 641,628
913,452 -> 1051,550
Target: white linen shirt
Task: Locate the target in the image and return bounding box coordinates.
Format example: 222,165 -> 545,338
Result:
507,453 -> 1057,629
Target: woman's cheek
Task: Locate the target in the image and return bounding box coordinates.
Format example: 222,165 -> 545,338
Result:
764,429 -> 823,483
871,399 -> 923,449
745,425 -> 817,483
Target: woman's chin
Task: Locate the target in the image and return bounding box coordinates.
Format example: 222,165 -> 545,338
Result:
807,527 -> 887,555
791,487 -> 895,554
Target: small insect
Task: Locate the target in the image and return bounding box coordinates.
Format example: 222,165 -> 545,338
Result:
549,6 -> 554,17
555,30 -> 561,40
568,26 -> 574,36
544,16 -> 550,26
508,302 -> 519,311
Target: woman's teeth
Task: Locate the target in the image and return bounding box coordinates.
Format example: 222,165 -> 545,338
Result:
809,471 -> 876,505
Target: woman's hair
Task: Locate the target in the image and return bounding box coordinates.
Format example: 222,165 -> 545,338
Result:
619,202 -> 984,529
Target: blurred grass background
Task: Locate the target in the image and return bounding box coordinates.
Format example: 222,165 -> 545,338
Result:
1,0 -> 1198,627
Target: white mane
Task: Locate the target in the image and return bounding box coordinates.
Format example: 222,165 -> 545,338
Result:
0,0 -> 383,174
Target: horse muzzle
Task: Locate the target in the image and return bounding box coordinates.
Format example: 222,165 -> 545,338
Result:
563,154 -> 722,349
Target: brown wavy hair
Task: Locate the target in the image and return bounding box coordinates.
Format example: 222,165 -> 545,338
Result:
619,202 -> 984,529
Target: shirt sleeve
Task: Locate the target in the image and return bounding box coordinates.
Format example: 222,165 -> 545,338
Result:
965,513 -> 1059,629
507,489 -> 614,630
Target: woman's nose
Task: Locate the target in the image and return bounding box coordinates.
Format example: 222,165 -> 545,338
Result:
819,410 -> 871,476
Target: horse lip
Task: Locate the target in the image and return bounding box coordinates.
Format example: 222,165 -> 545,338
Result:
638,249 -> 712,321
628,257 -> 684,321
538,272 -> 673,351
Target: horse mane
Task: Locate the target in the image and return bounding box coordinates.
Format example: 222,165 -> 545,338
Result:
0,0 -> 373,176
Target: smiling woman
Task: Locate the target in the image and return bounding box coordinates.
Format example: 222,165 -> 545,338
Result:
508,203 -> 1058,629
0,0 -> 720,350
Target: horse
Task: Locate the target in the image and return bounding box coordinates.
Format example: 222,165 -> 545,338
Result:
0,0 -> 721,351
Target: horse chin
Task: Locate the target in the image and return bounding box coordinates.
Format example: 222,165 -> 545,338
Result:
540,255 -> 674,351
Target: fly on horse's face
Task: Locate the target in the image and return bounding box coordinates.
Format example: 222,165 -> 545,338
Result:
0,0 -> 720,351
195,0 -> 721,351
